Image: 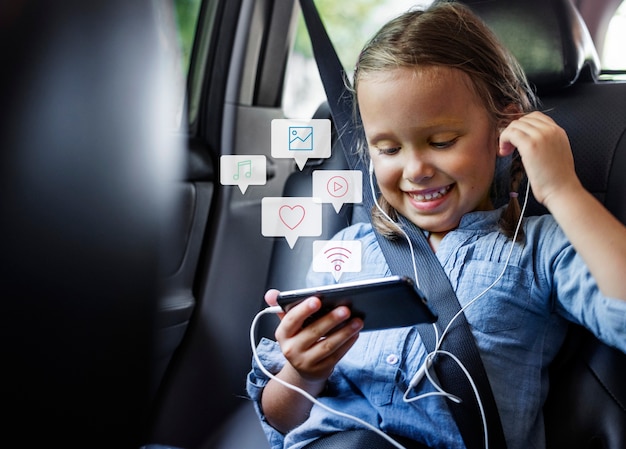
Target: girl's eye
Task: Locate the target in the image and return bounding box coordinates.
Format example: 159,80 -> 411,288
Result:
430,137 -> 458,149
376,146 -> 401,155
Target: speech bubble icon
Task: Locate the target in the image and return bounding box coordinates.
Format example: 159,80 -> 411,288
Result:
271,119 -> 331,170
220,155 -> 267,194
312,170 -> 363,213
312,240 -> 362,281
262,197 -> 322,248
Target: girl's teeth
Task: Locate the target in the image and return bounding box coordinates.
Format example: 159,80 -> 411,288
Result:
413,186 -> 449,202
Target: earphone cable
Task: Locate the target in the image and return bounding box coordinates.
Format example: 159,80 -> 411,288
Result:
250,307 -> 408,449
370,160 -> 531,449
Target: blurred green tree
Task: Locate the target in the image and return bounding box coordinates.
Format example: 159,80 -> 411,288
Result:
294,0 -> 382,71
174,0 -> 202,73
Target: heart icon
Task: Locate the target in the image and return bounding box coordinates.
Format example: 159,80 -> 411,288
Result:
279,205 -> 306,230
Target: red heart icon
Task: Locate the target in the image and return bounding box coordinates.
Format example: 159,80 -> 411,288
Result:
279,205 -> 306,230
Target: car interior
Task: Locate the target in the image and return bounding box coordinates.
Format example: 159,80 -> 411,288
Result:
2,0 -> 625,448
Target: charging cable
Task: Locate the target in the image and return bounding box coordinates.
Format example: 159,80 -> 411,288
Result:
250,306 -> 408,449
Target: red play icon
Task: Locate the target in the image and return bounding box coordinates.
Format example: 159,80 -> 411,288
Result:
327,175 -> 349,198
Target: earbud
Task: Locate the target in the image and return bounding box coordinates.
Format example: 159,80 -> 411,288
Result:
369,159 -> 374,175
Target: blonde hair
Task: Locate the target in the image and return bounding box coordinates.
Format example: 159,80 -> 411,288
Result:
354,1 -> 537,241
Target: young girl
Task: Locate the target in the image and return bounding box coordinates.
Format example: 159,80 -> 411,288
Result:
248,3 -> 626,449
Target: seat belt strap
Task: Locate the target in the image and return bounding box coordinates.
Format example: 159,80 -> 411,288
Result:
297,1 -> 507,448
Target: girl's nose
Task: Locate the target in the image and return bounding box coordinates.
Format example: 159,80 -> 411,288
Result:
403,152 -> 435,184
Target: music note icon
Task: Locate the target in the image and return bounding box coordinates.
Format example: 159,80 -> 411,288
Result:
233,159 -> 252,180
220,155 -> 266,194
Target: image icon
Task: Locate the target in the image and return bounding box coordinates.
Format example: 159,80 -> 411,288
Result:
220,155 -> 267,194
312,170 -> 363,213
262,197 -> 322,249
271,119 -> 331,170
312,240 -> 362,281
288,126 -> 313,151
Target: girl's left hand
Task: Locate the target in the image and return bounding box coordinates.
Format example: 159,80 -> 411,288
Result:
499,111 -> 583,209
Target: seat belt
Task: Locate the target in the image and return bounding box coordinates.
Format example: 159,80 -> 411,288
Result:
297,1 -> 507,448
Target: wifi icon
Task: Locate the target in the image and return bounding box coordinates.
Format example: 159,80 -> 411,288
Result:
313,240 -> 362,281
324,246 -> 353,272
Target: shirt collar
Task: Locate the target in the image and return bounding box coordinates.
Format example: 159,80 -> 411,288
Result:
418,207 -> 504,239
457,207 -> 503,232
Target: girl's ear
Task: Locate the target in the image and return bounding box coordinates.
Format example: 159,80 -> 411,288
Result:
496,103 -> 524,157
497,103 -> 524,130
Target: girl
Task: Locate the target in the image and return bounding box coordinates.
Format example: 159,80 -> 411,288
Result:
248,3 -> 626,449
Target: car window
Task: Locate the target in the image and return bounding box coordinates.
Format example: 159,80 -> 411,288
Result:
284,0 -> 626,118
174,0 -> 203,75
283,0 -> 434,118
602,0 -> 626,71
172,0 -> 204,127
151,0 -> 203,129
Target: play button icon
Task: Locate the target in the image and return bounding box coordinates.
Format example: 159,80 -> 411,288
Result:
327,176 -> 349,198
312,170 -> 363,213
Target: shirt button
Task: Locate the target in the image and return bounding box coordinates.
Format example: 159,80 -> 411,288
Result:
386,354 -> 399,365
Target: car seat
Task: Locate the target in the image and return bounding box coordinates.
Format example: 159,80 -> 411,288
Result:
461,0 -> 626,448
0,1 -> 185,447
257,0 -> 626,448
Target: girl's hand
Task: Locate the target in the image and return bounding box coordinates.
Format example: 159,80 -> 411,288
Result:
500,112 -> 626,300
499,111 -> 583,209
264,289 -> 363,388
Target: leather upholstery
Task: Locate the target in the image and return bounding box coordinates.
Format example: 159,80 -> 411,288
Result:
464,0 -> 600,92
544,326 -> 626,449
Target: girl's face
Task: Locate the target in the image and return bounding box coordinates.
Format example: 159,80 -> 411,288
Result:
358,66 -> 500,240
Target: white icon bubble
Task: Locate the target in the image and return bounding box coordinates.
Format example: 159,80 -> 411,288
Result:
312,240 -> 362,281
262,197 -> 322,248
271,119 -> 331,170
220,155 -> 267,194
312,170 -> 363,213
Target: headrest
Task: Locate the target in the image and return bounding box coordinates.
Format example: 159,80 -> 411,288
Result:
462,0 -> 601,93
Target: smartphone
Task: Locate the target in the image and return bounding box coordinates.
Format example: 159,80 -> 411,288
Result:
276,275 -> 437,331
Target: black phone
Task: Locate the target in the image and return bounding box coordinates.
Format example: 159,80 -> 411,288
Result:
276,275 -> 437,331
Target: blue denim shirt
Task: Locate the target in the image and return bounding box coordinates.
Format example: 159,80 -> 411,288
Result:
247,209 -> 626,449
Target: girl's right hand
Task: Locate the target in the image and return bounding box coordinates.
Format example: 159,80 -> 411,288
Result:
498,111 -> 579,209
264,289 -> 363,388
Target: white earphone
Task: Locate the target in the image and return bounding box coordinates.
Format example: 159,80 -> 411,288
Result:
368,156 -> 530,449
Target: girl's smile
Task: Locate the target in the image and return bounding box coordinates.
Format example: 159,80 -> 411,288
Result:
358,65 -> 501,242
407,184 -> 454,211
